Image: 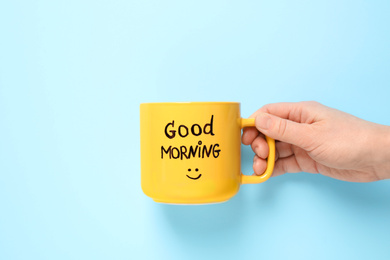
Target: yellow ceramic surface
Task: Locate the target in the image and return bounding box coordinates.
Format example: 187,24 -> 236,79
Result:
140,102 -> 275,204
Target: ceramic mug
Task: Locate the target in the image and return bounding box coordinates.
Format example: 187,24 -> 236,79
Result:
140,102 -> 275,204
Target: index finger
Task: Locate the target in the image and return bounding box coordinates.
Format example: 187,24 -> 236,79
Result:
250,101 -> 324,124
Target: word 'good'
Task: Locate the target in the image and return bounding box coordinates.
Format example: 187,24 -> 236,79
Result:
164,115 -> 215,139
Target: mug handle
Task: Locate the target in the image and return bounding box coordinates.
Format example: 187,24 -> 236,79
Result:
240,118 -> 276,184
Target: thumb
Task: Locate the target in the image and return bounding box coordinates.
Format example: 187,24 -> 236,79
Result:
255,113 -> 313,149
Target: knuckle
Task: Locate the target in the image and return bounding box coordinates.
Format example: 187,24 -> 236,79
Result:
301,100 -> 321,107
251,141 -> 257,152
299,125 -> 317,151
277,118 -> 288,139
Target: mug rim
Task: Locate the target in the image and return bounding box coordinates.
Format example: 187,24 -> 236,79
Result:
140,101 -> 240,106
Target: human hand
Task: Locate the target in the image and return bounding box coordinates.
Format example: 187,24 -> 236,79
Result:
242,101 -> 390,182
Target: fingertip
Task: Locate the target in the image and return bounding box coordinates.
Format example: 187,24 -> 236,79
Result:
253,155 -> 267,176
242,128 -> 258,145
255,112 -> 273,132
251,135 -> 269,159
241,130 -> 249,145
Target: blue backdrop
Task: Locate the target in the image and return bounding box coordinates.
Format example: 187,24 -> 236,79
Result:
1,1 -> 390,259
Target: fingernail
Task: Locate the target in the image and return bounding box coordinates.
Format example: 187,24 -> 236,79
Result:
256,113 -> 272,130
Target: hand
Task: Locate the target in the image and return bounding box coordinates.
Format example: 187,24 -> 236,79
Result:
242,101 -> 390,182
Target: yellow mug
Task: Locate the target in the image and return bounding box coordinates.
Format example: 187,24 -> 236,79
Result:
140,102 -> 275,204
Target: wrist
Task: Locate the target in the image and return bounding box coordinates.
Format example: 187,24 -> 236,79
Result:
373,125 -> 390,180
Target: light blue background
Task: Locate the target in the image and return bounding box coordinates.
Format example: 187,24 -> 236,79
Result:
1,1 -> 390,259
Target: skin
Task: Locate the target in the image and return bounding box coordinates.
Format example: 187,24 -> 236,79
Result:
242,101 -> 390,182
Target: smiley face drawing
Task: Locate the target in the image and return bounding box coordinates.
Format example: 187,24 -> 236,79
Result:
186,168 -> 201,180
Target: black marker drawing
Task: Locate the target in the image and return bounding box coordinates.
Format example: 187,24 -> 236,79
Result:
186,168 -> 202,180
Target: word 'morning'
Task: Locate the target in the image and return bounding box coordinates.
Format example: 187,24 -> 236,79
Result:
161,141 -> 220,160
164,115 -> 215,139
